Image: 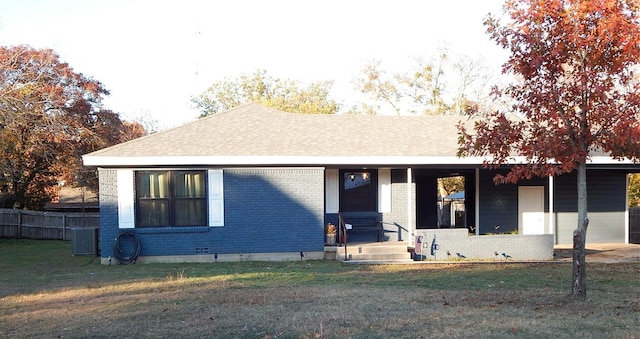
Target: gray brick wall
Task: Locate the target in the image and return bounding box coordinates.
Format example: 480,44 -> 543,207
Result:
381,169 -> 415,242
415,229 -> 554,261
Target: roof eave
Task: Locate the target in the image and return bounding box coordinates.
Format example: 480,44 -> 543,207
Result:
82,155 -> 636,168
82,155 -> 488,167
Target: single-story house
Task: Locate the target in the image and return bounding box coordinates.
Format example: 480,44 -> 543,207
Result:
83,103 -> 636,264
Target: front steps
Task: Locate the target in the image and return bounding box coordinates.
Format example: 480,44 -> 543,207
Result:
335,242 -> 413,263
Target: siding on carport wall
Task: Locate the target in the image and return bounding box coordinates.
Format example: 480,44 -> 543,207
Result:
553,170 -> 627,244
477,169 -> 547,235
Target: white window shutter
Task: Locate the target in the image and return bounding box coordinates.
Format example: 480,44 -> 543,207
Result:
208,170 -> 224,226
117,169 -> 135,229
325,169 -> 339,213
378,169 -> 391,213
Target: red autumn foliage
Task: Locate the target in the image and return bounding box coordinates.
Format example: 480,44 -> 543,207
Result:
0,45 -> 145,209
458,0 -> 640,297
459,0 -> 640,183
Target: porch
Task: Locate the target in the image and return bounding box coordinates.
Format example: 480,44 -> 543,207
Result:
325,229 -> 554,263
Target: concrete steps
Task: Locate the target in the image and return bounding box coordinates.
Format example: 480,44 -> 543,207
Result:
335,242 -> 413,263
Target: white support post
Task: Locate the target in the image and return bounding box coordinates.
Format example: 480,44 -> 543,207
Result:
625,174 -> 630,244
549,176 -> 555,238
475,168 -> 480,236
407,167 -> 413,245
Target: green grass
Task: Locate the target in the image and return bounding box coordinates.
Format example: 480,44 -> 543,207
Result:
1,239 -> 639,338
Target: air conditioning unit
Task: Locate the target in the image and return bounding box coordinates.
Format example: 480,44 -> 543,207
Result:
71,227 -> 99,256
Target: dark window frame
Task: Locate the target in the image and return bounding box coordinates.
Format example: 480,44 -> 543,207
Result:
135,170 -> 207,227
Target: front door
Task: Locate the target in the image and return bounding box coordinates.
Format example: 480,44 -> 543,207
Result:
339,170 -> 377,212
518,186 -> 544,234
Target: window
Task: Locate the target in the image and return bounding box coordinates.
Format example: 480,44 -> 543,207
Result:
340,170 -> 377,212
135,170 -> 207,227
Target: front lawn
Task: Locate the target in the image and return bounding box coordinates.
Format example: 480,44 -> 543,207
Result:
0,239 -> 638,338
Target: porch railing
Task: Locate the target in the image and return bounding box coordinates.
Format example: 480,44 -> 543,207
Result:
338,212 -> 348,260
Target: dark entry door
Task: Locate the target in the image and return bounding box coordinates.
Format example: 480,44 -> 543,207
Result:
339,170 -> 379,242
339,170 -> 377,212
415,173 -> 438,229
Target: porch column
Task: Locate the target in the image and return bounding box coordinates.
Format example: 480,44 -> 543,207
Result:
475,168 -> 480,236
626,174 -> 630,244
407,167 -> 413,245
548,176 -> 555,238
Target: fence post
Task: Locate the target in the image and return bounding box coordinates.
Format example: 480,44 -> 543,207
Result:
17,210 -> 22,239
62,214 -> 66,240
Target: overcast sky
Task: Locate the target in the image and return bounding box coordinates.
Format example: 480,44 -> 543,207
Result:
0,0 -> 508,129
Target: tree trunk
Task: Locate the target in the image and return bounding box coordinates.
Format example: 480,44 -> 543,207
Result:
572,162 -> 589,298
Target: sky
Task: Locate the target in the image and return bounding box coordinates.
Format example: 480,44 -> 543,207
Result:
0,0 -> 508,129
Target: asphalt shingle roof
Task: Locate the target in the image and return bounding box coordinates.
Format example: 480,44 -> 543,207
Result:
86,103 -> 473,161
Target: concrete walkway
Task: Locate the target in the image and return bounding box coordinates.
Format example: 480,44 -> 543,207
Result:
553,243 -> 639,263
336,243 -> 639,264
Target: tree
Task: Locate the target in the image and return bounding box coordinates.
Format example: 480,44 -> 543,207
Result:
450,55 -> 491,115
192,69 -> 339,116
354,47 -> 492,115
0,45 -> 144,209
628,173 -> 640,207
354,60 -> 403,115
354,55 -> 450,115
458,0 -> 640,298
66,109 -> 146,193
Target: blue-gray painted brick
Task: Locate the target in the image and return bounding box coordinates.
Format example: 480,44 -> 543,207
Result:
98,168 -> 324,259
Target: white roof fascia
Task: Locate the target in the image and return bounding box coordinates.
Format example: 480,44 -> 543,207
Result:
82,155 -> 636,167
83,155 -> 490,167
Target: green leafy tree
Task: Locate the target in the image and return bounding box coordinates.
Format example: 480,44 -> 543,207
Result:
437,176 -> 465,198
192,70 -> 339,116
628,174 -> 640,207
458,0 -> 640,297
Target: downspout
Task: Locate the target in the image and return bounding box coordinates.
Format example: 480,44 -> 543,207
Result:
407,167 -> 413,245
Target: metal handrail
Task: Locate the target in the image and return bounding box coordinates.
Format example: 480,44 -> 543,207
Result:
380,221 -> 415,243
380,221 -> 412,234
338,212 -> 348,260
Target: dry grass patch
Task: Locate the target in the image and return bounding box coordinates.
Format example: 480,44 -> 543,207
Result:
0,240 -> 638,338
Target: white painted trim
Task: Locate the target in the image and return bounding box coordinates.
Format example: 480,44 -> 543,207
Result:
117,169 -> 135,229
625,174 -> 630,244
548,176 -> 555,237
83,155 -> 485,166
84,155 -> 636,167
475,169 -> 480,236
208,169 -> 224,227
378,169 -> 391,213
325,169 -> 339,213
407,167 -> 413,245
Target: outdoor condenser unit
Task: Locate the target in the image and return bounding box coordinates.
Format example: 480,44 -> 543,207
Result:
71,227 -> 99,256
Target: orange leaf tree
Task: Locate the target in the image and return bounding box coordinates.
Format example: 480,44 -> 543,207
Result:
0,45 -> 144,209
458,0 -> 640,297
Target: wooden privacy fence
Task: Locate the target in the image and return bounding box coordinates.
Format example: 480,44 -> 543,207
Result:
628,207 -> 640,244
0,208 -> 99,241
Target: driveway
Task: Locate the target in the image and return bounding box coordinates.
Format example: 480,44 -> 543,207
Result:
554,243 -> 640,263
